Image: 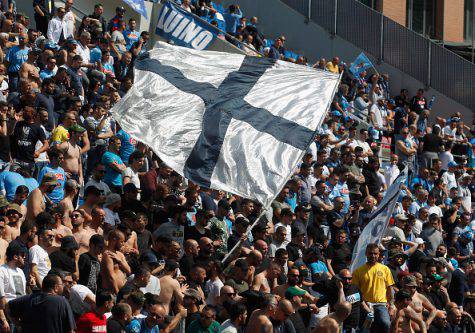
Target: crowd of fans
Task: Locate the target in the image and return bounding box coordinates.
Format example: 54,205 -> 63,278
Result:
0,0 -> 472,332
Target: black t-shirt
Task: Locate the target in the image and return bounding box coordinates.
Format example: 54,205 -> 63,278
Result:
448,269 -> 468,306
363,168 -> 382,198
307,223 -> 326,245
286,242 -> 304,262
50,250 -> 75,274
9,292 -> 76,333
184,225 -> 209,243
326,243 -> 352,273
0,134 -> 10,162
11,121 -> 46,163
78,252 -> 101,293
106,318 -> 127,333
422,133 -> 443,153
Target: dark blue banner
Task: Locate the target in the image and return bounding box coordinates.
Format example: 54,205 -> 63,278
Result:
155,1 -> 217,50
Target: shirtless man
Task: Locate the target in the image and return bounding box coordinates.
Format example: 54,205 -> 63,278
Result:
157,260 -> 186,314
11,185 -> 29,224
245,294 -> 278,333
401,275 -> 436,328
4,204 -> 23,242
57,124 -> 84,184
48,205 -> 73,250
0,219 -> 8,264
101,229 -> 131,294
85,207 -> 105,236
391,290 -> 427,333
71,209 -> 94,255
79,186 -> 102,221
312,301 -> 352,333
26,172 -> 57,222
19,45 -> 41,90
59,179 -> 79,229
251,261 -> 282,293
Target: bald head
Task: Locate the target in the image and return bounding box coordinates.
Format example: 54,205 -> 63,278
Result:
254,240 -> 268,253
184,239 -> 199,252
335,301 -> 352,319
278,299 -> 293,313
199,237 -> 212,247
248,250 -> 263,265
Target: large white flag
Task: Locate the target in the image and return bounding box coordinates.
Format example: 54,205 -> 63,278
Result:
350,169 -> 408,272
111,42 -> 340,206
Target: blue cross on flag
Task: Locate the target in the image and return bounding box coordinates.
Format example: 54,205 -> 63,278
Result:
111,43 -> 340,206
122,0 -> 148,19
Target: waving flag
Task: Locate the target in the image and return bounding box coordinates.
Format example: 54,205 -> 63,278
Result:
349,52 -> 375,77
122,0 -> 148,19
111,43 -> 340,207
350,168 -> 408,272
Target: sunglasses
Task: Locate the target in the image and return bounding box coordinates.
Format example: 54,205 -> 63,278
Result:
224,292 -> 236,297
340,276 -> 352,280
70,214 -> 81,218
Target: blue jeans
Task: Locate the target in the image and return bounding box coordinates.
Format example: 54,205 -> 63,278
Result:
372,304 -> 390,333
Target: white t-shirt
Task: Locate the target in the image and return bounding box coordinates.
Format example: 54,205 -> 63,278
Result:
127,274 -> 161,296
441,172 -> 457,190
29,245 -> 51,283
69,284 -> 94,316
123,167 -> 141,200
438,151 -> 454,170
0,264 -> 26,302
205,278 -> 224,306
104,207 -> 121,227
220,319 -> 239,333
428,205 -> 443,217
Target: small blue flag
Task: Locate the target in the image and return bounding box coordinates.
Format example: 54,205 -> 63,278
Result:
349,52 -> 374,77
122,0 -> 148,19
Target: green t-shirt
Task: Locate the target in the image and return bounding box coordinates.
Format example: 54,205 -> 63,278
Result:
186,319 -> 220,333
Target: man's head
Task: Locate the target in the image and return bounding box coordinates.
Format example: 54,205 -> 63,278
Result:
394,290 -> 412,308
111,303 -> 132,325
70,209 -> 84,228
6,244 -> 26,268
146,303 -> 166,326
108,229 -> 125,251
38,227 -> 54,248
190,265 -> 207,284
273,299 -> 293,322
402,275 -> 418,296
447,307 -> 462,325
199,305 -> 217,328
42,274 -> 63,295
133,266 -> 151,288
228,302 -> 247,326
365,243 -> 380,265
20,219 -> 37,243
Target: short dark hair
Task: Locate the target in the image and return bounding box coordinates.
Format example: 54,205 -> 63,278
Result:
42,274 -> 60,292
15,185 -> 29,196
20,219 -> 36,235
84,186 -> 101,198
228,302 -> 247,321
96,291 -> 114,307
128,151 -> 144,164
6,244 -> 26,261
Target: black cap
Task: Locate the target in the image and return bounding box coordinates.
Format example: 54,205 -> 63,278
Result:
116,6 -> 126,12
123,183 -> 141,193
218,199 -> 231,211
235,216 -> 250,227
140,251 -> 158,265
291,224 -> 306,237
61,236 -> 79,250
295,204 -> 312,213
120,210 -> 137,220
253,221 -> 268,232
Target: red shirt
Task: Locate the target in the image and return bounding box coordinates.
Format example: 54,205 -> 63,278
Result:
76,311 -> 107,333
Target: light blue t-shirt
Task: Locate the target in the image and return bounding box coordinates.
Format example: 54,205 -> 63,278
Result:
126,317 -> 159,333
23,177 -> 39,194
6,46 -> 30,73
39,69 -> 55,81
309,261 -> 329,275
123,29 -> 140,50
0,171 -> 26,201
102,151 -> 124,187
116,129 -> 137,164
38,165 -> 66,204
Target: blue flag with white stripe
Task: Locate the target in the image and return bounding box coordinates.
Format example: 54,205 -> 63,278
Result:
122,0 -> 148,19
349,52 -> 374,77
111,43 -> 340,206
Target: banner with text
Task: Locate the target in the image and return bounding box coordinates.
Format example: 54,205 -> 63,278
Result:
155,1 -> 217,51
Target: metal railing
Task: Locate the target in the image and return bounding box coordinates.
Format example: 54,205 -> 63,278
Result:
281,0 -> 474,111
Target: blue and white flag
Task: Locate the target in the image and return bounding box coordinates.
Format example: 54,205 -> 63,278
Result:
122,0 -> 148,19
349,52 -> 374,77
350,168 -> 408,272
156,1 -> 217,50
111,43 -> 340,207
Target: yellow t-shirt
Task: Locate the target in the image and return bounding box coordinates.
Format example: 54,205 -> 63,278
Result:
352,262 -> 395,303
325,62 -> 340,74
51,125 -> 70,143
